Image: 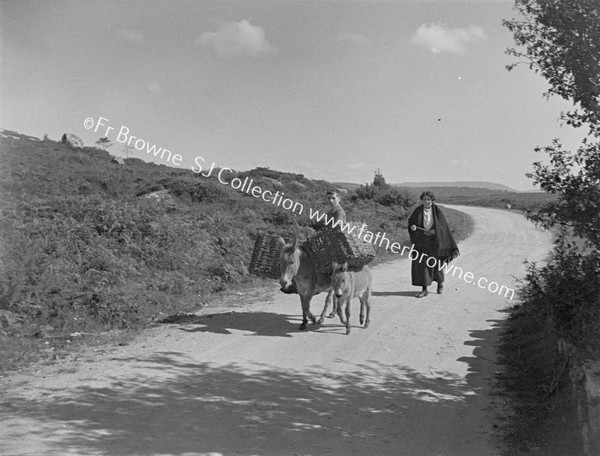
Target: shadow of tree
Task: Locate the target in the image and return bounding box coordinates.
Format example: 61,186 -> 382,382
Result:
1,350 -> 504,456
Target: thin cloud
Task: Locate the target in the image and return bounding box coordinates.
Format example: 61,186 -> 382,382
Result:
337,33 -> 371,46
118,29 -> 145,44
195,20 -> 277,58
410,24 -> 486,54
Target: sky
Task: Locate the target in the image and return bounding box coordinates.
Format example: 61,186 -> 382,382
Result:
0,0 -> 587,191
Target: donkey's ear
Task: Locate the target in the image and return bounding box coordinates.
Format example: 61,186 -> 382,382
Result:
332,261 -> 340,271
292,236 -> 300,250
341,262 -> 348,272
277,236 -> 286,247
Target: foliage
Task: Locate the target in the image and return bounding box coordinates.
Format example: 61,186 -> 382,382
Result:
526,138 -> 600,248
504,0 -> 600,248
498,296 -> 584,455
519,232 -> 600,357
504,0 -> 600,354
502,2 -> 600,450
504,0 -> 600,134
372,168 -> 389,190
353,170 -> 417,208
95,137 -> 113,150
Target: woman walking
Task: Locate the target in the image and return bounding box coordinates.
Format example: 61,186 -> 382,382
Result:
408,191 -> 460,298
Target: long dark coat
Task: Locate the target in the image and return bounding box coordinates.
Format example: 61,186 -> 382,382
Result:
407,204 -> 459,287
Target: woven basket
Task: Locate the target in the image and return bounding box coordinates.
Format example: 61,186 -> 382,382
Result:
249,233 -> 282,279
304,222 -> 376,274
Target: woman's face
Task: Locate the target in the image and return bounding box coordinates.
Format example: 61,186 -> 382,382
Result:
422,196 -> 433,209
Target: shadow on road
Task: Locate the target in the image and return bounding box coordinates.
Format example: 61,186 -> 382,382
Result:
372,290 -> 416,297
159,311 -> 314,338
0,352 -> 502,456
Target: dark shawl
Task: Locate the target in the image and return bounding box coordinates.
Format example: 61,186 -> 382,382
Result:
408,203 -> 460,264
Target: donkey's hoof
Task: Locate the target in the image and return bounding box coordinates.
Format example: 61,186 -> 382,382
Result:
299,322 -> 307,330
327,312 -> 336,318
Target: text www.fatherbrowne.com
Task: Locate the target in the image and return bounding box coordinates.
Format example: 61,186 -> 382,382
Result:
309,210 -> 517,301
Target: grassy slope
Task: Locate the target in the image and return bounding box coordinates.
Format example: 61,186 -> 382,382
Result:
0,131 -> 473,371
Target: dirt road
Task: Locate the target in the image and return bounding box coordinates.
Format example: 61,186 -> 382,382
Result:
0,205 -> 552,456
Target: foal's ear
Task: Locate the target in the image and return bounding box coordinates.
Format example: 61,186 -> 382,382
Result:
277,236 -> 286,247
341,262 -> 348,272
332,261 -> 340,271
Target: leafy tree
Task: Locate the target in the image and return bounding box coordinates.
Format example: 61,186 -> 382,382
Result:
504,0 -> 600,248
372,168 -> 390,191
96,137 -> 113,150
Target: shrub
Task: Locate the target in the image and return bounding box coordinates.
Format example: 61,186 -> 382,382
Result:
519,231 -> 600,358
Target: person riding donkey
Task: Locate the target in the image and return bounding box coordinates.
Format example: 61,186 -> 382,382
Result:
309,189 -> 347,317
280,189 -> 346,295
311,189 -> 347,231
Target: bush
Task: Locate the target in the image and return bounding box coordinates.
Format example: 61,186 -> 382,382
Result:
519,232 -> 600,358
375,188 -> 416,208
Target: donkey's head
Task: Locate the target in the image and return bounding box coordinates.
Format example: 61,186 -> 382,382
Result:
331,261 -> 349,298
278,236 -> 301,292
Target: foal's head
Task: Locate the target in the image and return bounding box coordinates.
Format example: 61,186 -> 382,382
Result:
331,261 -> 349,298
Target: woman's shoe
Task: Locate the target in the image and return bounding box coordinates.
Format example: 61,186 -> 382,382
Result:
437,284 -> 444,294
416,289 -> 429,298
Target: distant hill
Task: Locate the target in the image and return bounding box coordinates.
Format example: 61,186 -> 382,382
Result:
332,179 -> 557,210
334,181 -> 519,193
394,181 -> 517,192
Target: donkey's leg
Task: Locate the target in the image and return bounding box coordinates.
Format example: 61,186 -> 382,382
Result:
299,294 -> 309,330
317,289 -> 334,324
300,293 -> 317,330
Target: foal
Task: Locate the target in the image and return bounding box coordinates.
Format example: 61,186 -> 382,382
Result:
331,261 -> 372,335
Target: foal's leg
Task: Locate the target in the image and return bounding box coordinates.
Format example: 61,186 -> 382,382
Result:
359,297 -> 365,326
336,298 -> 347,326
362,289 -> 371,329
327,289 -> 338,318
317,289 -> 334,324
344,297 -> 352,335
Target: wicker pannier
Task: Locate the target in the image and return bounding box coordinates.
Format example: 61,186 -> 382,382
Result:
304,222 -> 376,274
249,232 -> 282,280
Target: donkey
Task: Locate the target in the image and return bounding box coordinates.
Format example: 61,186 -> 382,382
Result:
331,261 -> 372,335
278,236 -> 335,330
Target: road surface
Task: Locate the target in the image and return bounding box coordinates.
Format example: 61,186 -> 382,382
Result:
0,205 -> 552,456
